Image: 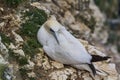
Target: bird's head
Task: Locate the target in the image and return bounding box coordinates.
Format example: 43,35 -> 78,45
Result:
44,16 -> 62,32
43,16 -> 62,44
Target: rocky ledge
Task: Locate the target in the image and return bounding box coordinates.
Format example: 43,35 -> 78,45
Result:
0,0 -> 119,80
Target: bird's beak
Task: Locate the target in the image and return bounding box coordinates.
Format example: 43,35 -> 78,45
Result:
52,32 -> 59,44
50,28 -> 59,44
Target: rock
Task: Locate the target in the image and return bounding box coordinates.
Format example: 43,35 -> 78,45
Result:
51,61 -> 64,69
12,31 -> 23,44
92,27 -> 108,44
49,68 -> 76,80
9,43 -> 25,57
0,7 -> 4,12
95,62 -> 118,80
0,55 -> 8,65
13,49 -> 25,57
78,39 -> 118,80
63,11 -> 75,25
31,2 -> 50,15
34,53 -> 43,67
79,39 -> 106,56
69,22 -> 86,31
69,22 -> 91,38
115,62 -> 120,74
45,0 -> 51,2
3,64 -> 15,80
65,0 -> 77,4
0,36 -> 9,60
89,0 -> 106,25
0,36 -> 21,80
33,49 -> 51,70
89,0 -> 108,44
24,60 -> 35,70
27,72 -> 36,78
9,43 -> 16,49
1,14 -> 21,28
42,56 -> 51,70
82,73 -> 93,80
54,0 -> 70,10
0,0 -> 119,80
0,22 -> 5,27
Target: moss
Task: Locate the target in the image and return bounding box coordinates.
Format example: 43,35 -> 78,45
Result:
20,21 -> 39,38
0,64 -> 6,80
20,8 -> 47,38
94,0 -> 118,18
19,68 -> 28,78
22,38 -> 41,58
4,0 -> 26,7
24,8 -> 47,25
86,16 -> 96,33
19,68 -> 36,80
0,33 -> 12,45
20,8 -> 47,39
19,8 -> 47,58
29,77 -> 36,80
18,57 -> 28,66
9,49 -> 19,59
9,49 -> 29,66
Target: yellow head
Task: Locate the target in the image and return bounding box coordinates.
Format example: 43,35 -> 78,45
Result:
44,15 -> 62,32
43,15 -> 62,44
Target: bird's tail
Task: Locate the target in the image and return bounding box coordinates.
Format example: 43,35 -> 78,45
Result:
88,63 -> 96,76
91,55 -> 110,62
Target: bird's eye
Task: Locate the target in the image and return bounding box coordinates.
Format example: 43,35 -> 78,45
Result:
50,28 -> 54,32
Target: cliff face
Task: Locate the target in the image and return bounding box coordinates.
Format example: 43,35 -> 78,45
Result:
0,0 -> 119,80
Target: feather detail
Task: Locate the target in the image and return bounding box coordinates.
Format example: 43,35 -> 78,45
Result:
88,63 -> 96,76
91,55 -> 110,62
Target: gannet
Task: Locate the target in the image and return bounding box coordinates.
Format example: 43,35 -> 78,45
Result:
37,16 -> 110,77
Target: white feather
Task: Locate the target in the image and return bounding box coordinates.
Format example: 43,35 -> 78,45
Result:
37,25 -> 92,64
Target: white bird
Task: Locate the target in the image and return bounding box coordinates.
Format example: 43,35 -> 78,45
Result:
37,16 -> 110,77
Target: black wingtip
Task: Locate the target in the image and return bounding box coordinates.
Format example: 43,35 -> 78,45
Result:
91,55 -> 111,62
88,63 -> 96,76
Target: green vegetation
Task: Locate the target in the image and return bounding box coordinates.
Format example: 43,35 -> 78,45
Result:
20,22 -> 39,38
0,7 -> 48,80
0,33 -> 12,45
4,0 -> 25,7
9,49 -> 29,66
19,68 -> 36,80
0,3 -> 47,79
20,8 -> 47,39
0,65 -> 6,80
29,77 -> 36,80
19,68 -> 28,78
23,8 -> 47,25
20,8 -> 47,57
9,49 -> 19,59
18,57 -> 28,66
85,16 -> 96,33
22,39 -> 41,58
94,0 -> 118,18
